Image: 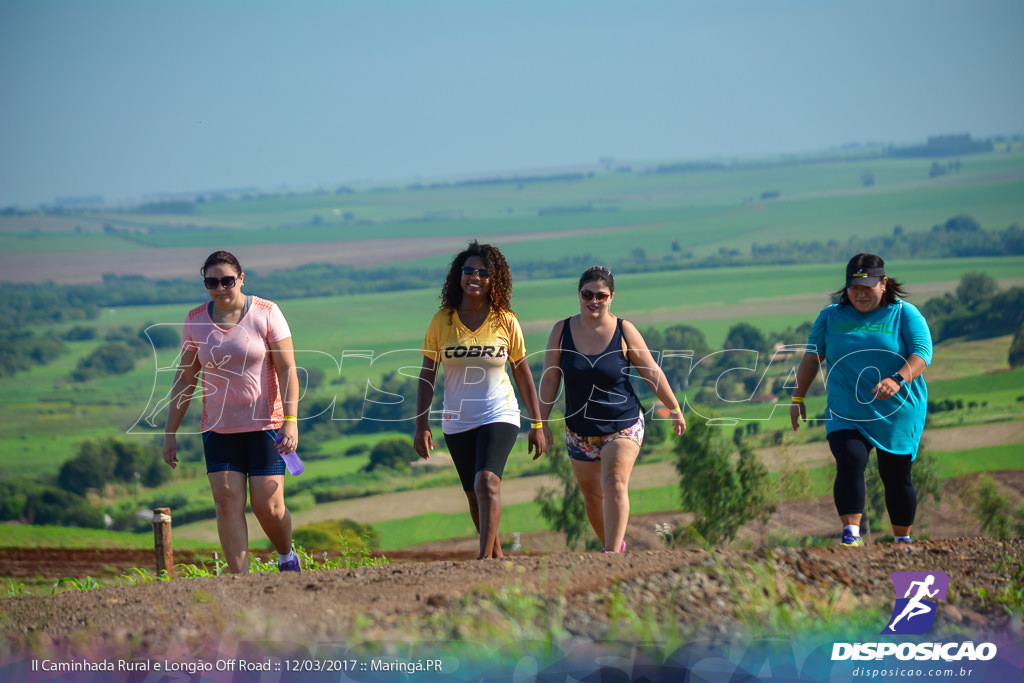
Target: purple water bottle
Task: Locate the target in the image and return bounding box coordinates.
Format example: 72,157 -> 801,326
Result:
276,434 -> 305,475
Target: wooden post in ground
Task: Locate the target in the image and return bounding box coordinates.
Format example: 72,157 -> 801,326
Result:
152,507 -> 174,579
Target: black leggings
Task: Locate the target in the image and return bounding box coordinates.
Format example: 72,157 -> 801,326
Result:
443,422 -> 520,492
827,429 -> 916,527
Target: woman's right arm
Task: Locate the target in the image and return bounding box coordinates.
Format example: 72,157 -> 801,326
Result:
413,355 -> 438,459
162,346 -> 201,468
537,321 -> 564,449
789,353 -> 824,431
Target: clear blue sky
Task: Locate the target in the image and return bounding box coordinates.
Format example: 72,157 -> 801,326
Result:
1,1 -> 1021,207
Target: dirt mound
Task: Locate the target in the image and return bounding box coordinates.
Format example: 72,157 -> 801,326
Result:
1,473 -> 1022,679
1,538 -> 1020,669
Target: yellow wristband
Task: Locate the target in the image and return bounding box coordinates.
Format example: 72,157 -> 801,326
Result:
669,407 -> 681,414
531,422 -> 543,429
283,415 -> 297,422
791,397 -> 804,404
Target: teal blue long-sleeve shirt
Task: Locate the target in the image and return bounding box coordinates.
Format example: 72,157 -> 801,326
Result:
806,300 -> 933,458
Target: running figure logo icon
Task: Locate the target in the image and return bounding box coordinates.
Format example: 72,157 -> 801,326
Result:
884,571 -> 949,635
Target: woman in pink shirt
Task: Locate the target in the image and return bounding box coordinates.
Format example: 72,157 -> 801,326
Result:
162,251 -> 301,574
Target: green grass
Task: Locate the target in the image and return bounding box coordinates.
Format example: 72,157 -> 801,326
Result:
927,366 -> 1024,400
0,524 -> 215,550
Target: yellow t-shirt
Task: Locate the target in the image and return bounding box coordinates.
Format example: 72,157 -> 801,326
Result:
421,308 -> 526,434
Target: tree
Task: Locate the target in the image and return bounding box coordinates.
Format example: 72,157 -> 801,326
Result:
674,408 -> 772,545
139,323 -> 181,349
658,324 -> 713,390
58,437 -> 168,495
722,322 -> 768,353
58,440 -> 115,495
363,438 -> 416,472
735,443 -> 773,531
535,445 -> 593,550
775,444 -> 811,529
71,342 -> 138,381
955,271 -> 999,309
958,474 -> 1024,539
1009,322 -> 1024,369
24,487 -> 105,527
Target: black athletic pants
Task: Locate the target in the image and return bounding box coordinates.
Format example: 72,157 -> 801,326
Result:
827,429 -> 916,527
443,422 -> 520,492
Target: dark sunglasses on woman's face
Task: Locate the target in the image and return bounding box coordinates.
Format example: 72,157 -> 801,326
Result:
204,276 -> 238,290
579,289 -> 610,302
461,266 -> 490,278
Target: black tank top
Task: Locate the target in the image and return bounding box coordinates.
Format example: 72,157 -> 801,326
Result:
560,317 -> 643,436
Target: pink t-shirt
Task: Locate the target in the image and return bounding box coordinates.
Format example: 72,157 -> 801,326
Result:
182,296 -> 292,434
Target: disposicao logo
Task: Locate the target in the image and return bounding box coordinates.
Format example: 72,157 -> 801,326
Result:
831,569 -> 999,663
884,571 -> 948,635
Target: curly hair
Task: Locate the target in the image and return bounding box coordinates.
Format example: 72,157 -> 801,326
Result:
439,240 -> 513,317
832,253 -> 908,306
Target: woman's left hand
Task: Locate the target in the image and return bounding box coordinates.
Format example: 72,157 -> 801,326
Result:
277,420 -> 298,453
871,377 -> 902,401
528,426 -> 548,460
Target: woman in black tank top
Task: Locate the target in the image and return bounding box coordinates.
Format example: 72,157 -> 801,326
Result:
538,267 -> 686,553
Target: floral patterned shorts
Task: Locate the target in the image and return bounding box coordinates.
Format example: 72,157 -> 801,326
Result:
565,412 -> 645,462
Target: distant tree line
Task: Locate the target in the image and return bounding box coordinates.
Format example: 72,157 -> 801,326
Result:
1,214 -> 1019,341
0,437 -> 170,530
407,171 -> 590,191
0,330 -> 64,378
1,320 -> 179,380
888,134 -> 993,158
751,216 -> 1023,264
919,271 -> 1024,343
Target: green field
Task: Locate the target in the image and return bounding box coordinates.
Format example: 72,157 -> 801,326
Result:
2,150 -> 1022,265
2,146 -> 1022,551
2,255 -> 1021,479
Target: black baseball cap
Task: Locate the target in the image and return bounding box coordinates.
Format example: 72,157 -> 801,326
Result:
846,264 -> 885,288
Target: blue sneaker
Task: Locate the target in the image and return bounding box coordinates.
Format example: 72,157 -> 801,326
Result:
840,530 -> 864,547
278,554 -> 301,572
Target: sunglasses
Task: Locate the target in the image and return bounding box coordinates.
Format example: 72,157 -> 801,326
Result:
203,276 -> 238,290
461,266 -> 490,278
579,289 -> 610,302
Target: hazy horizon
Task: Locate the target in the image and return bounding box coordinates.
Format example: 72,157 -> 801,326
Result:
2,1 -> 1022,208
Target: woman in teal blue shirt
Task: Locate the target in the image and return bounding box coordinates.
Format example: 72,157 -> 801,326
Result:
790,254 -> 932,547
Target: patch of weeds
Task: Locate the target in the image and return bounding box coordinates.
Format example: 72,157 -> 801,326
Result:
5,578 -> 29,597
605,583 -> 693,654
249,554 -> 275,573
411,567 -> 571,650
763,529 -> 832,548
722,551 -> 881,638
178,556 -> 225,578
437,585 -> 569,645
52,576 -> 102,594
654,522 -> 706,549
975,556 -> 1024,618
119,567 -> 170,585
289,535 -> 389,571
